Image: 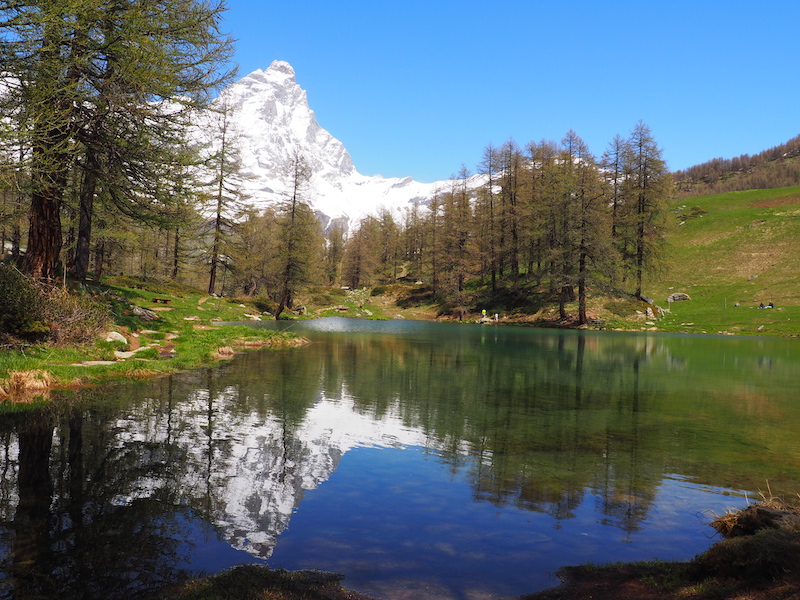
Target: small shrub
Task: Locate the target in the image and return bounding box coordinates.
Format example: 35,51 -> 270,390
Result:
42,287 -> 111,345
252,296 -> 278,313
371,285 -> 388,297
0,263 -> 50,339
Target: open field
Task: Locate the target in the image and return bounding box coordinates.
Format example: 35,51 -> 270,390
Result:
642,186 -> 800,336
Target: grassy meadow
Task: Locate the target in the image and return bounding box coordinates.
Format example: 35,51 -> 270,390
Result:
643,186 -> 800,336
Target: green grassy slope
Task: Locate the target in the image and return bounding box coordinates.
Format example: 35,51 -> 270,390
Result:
643,186 -> 800,335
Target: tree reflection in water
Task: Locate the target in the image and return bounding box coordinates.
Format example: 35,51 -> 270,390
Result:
0,322 -> 798,598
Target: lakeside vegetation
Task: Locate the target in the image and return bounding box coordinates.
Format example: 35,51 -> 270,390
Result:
0,274 -> 303,406
3,181 -> 800,405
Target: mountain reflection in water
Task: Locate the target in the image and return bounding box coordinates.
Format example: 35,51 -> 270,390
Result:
1,318 -> 799,600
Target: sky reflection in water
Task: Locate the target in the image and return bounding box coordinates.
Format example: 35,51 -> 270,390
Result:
2,319 -> 799,600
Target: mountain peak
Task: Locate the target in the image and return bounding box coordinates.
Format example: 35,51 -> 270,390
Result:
266,60 -> 296,81
207,61 -> 473,228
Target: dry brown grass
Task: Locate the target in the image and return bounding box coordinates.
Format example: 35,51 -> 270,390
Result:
710,487 -> 800,538
123,367 -> 163,380
214,346 -> 236,360
0,370 -> 53,403
750,193 -> 800,208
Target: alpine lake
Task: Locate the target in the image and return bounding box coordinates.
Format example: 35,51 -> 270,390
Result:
1,317 -> 799,600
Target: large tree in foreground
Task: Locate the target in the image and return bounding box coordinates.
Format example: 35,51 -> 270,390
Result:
0,0 -> 235,279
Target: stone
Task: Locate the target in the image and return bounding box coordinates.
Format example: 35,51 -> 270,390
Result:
668,292 -> 691,303
132,305 -> 160,321
105,331 -> 128,344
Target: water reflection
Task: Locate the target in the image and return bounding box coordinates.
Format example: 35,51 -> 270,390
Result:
1,320 -> 799,599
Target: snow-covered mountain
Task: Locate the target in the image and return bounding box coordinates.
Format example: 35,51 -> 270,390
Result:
213,60 -> 478,228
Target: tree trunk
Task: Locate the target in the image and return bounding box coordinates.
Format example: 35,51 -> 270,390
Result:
578,249 -> 588,324
172,227 -> 180,280
93,220 -> 106,280
73,149 -> 99,280
25,185 -> 64,280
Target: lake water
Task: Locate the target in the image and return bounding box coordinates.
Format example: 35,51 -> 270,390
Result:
1,318 -> 800,600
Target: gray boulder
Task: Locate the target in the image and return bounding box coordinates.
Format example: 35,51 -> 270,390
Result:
668,292 -> 691,303
132,305 -> 160,321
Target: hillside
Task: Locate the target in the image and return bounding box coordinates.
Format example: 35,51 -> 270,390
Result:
641,186 -> 800,336
673,135 -> 800,197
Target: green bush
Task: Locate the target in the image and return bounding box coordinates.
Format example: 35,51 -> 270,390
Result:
0,263 -> 50,338
371,286 -> 388,296
133,347 -> 161,360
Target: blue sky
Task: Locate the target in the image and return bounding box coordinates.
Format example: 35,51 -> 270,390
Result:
221,1 -> 800,183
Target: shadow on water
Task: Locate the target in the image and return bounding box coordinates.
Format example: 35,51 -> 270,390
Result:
1,319 -> 799,599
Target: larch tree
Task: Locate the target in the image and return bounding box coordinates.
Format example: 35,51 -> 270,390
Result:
341,216 -> 379,289
402,202 -> 426,281
228,206 -> 280,297
202,96 -> 246,295
570,135 -> 614,324
324,219 -> 346,286
622,121 -> 671,298
274,151 -> 323,320
601,134 -> 628,243
0,0 -> 235,279
476,143 -> 500,290
497,139 -> 524,287
440,165 -> 474,297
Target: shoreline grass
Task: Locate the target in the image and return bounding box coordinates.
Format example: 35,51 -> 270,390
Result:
0,281 -> 307,407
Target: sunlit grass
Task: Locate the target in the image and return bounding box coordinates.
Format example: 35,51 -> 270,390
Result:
642,186 -> 800,336
0,282 -> 306,407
